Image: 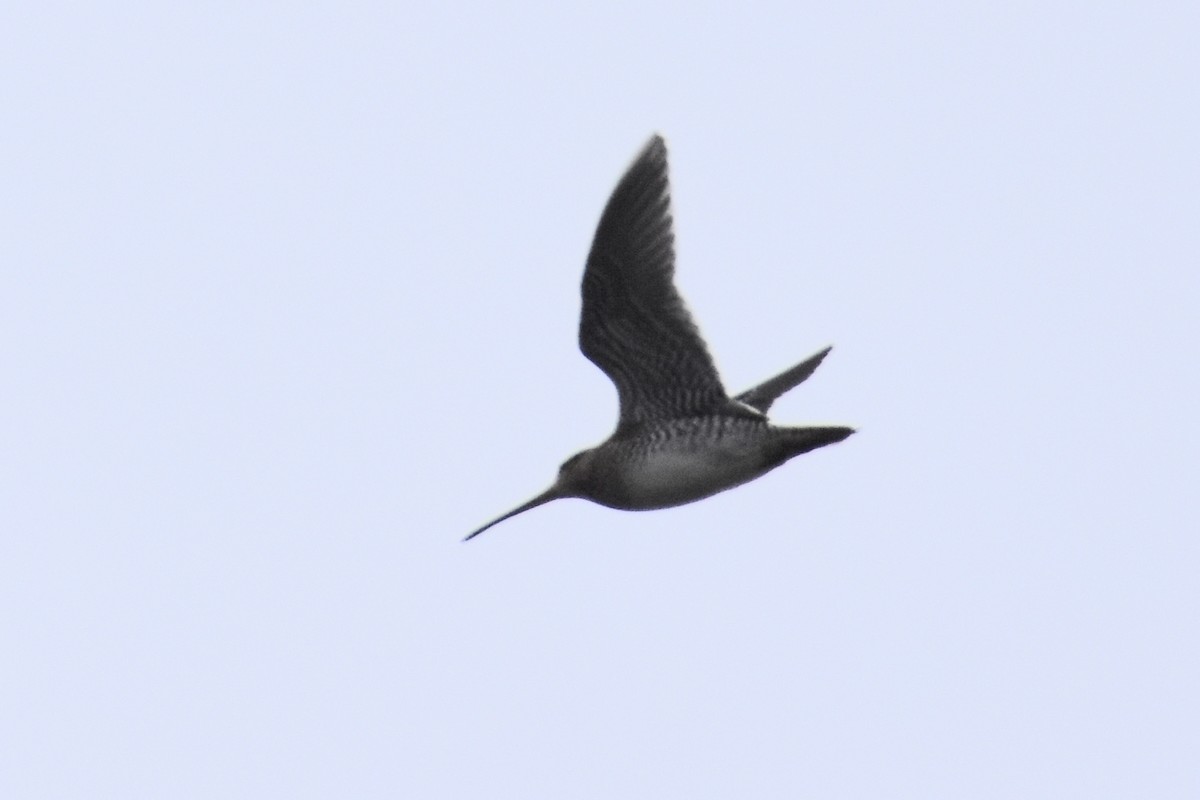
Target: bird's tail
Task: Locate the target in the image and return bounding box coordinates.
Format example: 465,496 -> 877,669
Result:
770,425 -> 855,467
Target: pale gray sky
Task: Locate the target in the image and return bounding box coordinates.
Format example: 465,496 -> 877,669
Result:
3,3 -> 1197,798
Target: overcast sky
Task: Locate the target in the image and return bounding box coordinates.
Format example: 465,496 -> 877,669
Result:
3,3 -> 1197,798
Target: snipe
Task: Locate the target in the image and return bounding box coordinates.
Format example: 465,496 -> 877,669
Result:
466,136 -> 853,541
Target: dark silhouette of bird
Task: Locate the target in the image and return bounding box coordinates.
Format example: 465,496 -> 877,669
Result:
466,135 -> 853,541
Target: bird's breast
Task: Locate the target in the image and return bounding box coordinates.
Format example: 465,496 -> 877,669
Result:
595,426 -> 776,510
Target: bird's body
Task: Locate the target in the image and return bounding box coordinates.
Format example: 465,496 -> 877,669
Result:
553,415 -> 848,512
465,135 -> 853,541
560,416 -> 776,510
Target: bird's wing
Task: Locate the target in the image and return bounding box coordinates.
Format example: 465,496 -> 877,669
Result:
579,135 -> 731,432
734,347 -> 832,414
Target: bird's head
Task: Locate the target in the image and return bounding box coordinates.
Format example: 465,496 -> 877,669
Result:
463,447 -> 597,542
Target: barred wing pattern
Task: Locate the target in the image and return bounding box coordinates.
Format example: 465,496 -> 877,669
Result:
580,136 -> 731,432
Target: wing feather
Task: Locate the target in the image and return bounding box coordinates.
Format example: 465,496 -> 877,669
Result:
579,136 -> 730,431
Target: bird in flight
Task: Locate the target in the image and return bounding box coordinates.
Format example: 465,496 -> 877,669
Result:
466,135 -> 853,541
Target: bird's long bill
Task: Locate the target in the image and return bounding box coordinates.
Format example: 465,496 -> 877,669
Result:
463,487 -> 564,542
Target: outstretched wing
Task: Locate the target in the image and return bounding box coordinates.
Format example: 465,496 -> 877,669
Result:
579,135 -> 730,432
735,347 -> 832,414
